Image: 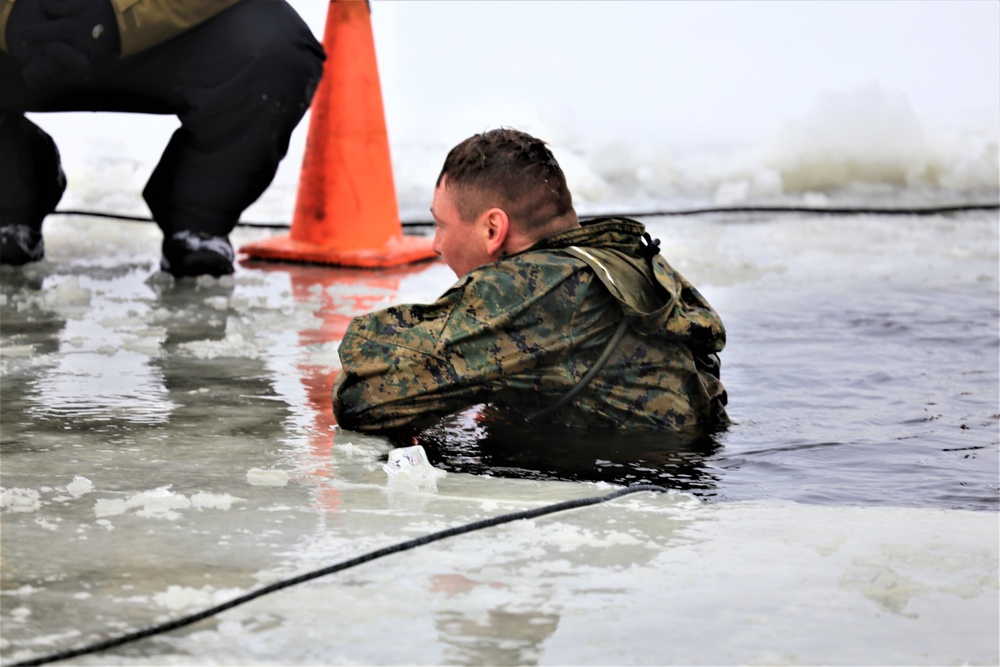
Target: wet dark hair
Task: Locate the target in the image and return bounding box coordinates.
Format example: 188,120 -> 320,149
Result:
436,128 -> 576,233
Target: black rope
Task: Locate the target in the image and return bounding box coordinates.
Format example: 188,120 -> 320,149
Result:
53,209 -> 291,229
576,202 -> 1000,221
51,201 -> 999,231
10,484 -> 667,667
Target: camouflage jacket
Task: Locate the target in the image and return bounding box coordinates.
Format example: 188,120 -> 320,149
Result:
333,217 -> 728,433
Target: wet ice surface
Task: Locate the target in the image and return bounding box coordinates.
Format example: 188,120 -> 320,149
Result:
1,213 -> 998,665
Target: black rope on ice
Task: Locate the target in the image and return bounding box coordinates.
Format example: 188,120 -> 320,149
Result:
52,201 -> 1000,230
576,202 -> 1000,221
53,209 -> 293,229
9,484 -> 667,667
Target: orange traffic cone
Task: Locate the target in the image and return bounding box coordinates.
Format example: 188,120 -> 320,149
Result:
240,0 -> 436,268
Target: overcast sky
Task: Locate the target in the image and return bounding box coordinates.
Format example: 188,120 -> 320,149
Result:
286,0 -> 999,147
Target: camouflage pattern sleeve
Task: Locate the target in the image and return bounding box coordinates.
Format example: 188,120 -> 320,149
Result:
332,278 -> 479,432
332,258 -> 592,432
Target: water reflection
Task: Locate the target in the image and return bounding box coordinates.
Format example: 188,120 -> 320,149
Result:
404,406 -> 724,497
0,265 -> 315,664
241,259 -> 440,514
434,604 -> 560,667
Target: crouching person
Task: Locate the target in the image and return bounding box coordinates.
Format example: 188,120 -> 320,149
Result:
0,0 -> 324,277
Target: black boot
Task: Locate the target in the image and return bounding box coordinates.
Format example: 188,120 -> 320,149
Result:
160,230 -> 234,278
0,224 -> 44,265
0,113 -> 65,266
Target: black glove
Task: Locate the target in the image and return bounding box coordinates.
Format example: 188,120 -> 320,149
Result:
7,0 -> 119,90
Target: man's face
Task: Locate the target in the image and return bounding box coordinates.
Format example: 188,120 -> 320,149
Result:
430,179 -> 491,277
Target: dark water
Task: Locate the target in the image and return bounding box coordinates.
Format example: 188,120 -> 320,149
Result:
409,411 -> 726,491
400,216 -> 1000,511
715,278 -> 999,510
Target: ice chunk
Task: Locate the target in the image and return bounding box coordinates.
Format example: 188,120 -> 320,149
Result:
43,277 -> 92,308
10,607 -> 31,623
194,274 -> 235,289
0,344 -> 34,358
94,485 -> 191,520
34,517 -> 59,531
203,295 -> 229,311
191,492 -> 242,510
127,485 -> 191,519
66,476 -> 94,498
1,488 -> 41,513
94,498 -> 127,518
246,468 -> 289,487
153,585 -> 244,613
180,332 -> 261,360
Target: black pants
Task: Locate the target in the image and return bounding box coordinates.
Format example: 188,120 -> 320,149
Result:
0,0 -> 324,238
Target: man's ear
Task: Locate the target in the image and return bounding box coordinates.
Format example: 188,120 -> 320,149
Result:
482,207 -> 510,259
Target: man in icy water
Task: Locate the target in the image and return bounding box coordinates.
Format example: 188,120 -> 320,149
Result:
0,0 -> 323,277
333,127 -> 728,434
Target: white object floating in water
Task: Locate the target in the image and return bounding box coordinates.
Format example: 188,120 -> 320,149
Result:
384,445 -> 442,479
383,445 -> 445,496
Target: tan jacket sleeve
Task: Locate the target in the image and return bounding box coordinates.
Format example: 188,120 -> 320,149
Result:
111,0 -> 243,56
1,0 -> 243,56
0,0 -> 13,52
